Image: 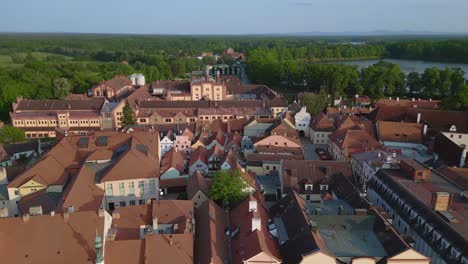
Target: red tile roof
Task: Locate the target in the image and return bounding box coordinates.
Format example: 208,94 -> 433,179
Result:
0,210 -> 105,264
196,200 -> 229,264
230,195 -> 281,264
186,172 -> 210,199
377,121 -> 423,144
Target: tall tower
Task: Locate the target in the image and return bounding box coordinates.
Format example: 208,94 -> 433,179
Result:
95,233 -> 104,264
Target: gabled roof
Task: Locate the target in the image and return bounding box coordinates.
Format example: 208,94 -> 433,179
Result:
160,148 -> 186,175
196,200 -> 228,264
57,164 -> 104,213
329,127 -> 380,155
189,146 -> 208,167
377,121 -> 423,144
0,210 -> 105,264
101,75 -> 132,91
310,112 -> 335,132
281,160 -> 353,194
186,172 -> 210,199
406,108 -> 468,133
2,141 -> 37,155
230,195 -> 281,264
17,188 -> 61,215
254,134 -> 301,148
111,200 -> 194,240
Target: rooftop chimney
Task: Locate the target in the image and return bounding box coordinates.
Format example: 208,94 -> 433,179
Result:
355,209 -> 368,216
251,214 -> 261,232
396,97 -> 400,102
416,113 -> 421,124
249,200 -> 257,212
22,213 -> 30,222
112,211 -> 120,219
63,212 -> 70,222
153,217 -> 158,230
50,211 -> 55,217
431,192 -> 452,211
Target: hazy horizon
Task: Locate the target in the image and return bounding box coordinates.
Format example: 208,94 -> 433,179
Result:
3,0 -> 468,35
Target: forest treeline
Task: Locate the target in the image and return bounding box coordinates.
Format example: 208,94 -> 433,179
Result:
247,47 -> 467,109
0,35 -> 467,118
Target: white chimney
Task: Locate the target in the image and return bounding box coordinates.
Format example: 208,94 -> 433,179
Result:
412,98 -> 415,102
416,113 -> 421,124
396,97 -> 400,102
423,124 -> 428,136
252,216 -> 261,232
389,97 -> 392,100
460,149 -> 466,168
249,200 -> 257,212
22,213 -> 30,222
153,217 -> 158,230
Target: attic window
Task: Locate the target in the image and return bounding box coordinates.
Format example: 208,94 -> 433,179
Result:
449,125 -> 457,132
320,184 -> 329,191
305,184 -> 313,191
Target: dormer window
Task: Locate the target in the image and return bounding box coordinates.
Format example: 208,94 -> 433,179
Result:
305,184 -> 313,191
449,125 -> 457,132
320,184 -> 329,191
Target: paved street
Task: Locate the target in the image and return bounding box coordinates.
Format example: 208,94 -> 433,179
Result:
301,137 -> 328,160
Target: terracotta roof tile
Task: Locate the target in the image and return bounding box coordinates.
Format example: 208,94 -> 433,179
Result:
196,200 -> 229,264
377,121 -> 423,144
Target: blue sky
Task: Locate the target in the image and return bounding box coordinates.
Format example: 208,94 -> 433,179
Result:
2,0 -> 468,34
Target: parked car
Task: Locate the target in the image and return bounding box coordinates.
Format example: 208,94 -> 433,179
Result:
315,147 -> 332,160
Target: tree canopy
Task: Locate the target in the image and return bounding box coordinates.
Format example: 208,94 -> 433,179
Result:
209,169 -> 248,207
121,100 -> 136,127
0,125 -> 26,144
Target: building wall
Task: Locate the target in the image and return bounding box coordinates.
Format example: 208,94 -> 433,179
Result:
300,251 -> 338,264
189,160 -> 208,175
309,129 -> 332,144
367,188 -> 447,264
190,190 -> 209,209
103,178 -> 159,210
13,111 -> 102,138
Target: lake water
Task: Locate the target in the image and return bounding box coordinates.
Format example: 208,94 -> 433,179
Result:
323,59 -> 468,79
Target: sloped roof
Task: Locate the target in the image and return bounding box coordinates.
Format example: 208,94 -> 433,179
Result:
281,160 -> 353,193
377,121 -> 423,144
57,164 -> 104,213
230,195 -> 281,264
160,148 -> 186,175
310,112 -> 335,132
0,210 -> 105,264
186,172 -> 210,199
196,200 -> 228,264
189,146 -> 208,167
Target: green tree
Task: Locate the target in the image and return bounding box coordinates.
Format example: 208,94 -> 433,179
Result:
443,84 -> 468,110
421,67 -> 440,98
209,169 -> 248,206
407,72 -> 422,95
121,100 -> 136,127
0,125 -> 26,144
52,78 -> 72,99
302,90 -> 327,115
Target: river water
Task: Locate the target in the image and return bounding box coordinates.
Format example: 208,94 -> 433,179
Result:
323,59 -> 468,79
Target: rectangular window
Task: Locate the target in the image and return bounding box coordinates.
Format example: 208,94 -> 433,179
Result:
105,113 -> 111,118
149,179 -> 156,194
128,182 -> 135,196
106,184 -> 113,197
164,118 -> 172,123
119,182 -> 125,196
139,199 -> 145,205
129,200 -> 136,206
119,201 -> 126,207
138,181 -> 145,195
